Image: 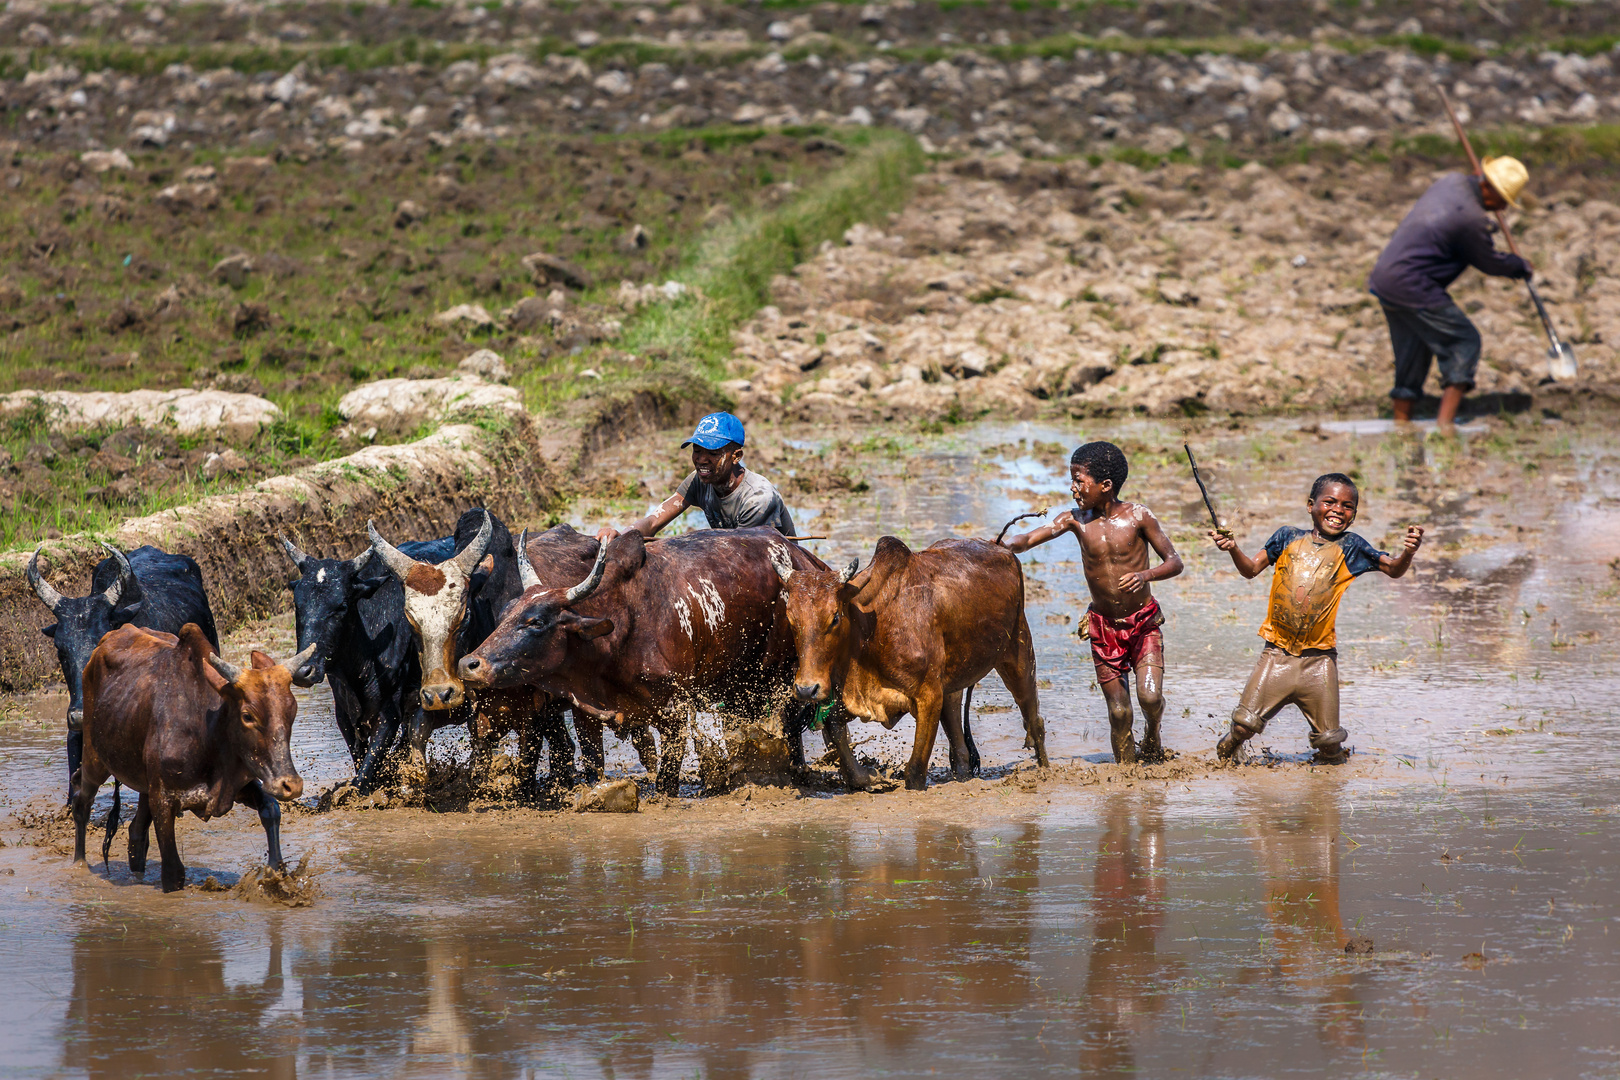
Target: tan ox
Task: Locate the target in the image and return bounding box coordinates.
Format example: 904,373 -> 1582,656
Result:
775,536 -> 1047,790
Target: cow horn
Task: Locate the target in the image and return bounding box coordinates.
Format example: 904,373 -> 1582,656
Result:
285,641 -> 318,672
451,510 -> 495,578
99,543 -> 135,608
838,558 -> 860,584
349,547 -> 374,574
769,544 -> 794,584
27,548 -> 65,613
516,530 -> 542,590
565,544 -> 609,604
367,520 -> 420,582
278,534 -> 310,572
206,652 -> 244,686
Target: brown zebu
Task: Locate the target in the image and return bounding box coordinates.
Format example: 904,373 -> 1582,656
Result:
458,528 -> 873,794
774,536 -> 1048,790
76,623 -> 313,892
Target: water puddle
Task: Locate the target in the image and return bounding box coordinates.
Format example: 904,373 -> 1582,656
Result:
4,416 -> 1619,1077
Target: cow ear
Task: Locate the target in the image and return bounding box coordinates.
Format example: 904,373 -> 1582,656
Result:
353,577 -> 383,599
249,650 -> 276,670
566,614 -> 614,640
836,583 -> 861,603
115,601 -> 142,622
40,623 -> 56,639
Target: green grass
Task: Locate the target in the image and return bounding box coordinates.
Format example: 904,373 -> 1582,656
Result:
626,127 -> 923,374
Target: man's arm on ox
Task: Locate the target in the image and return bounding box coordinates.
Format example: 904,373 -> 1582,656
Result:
597,491 -> 688,544
1118,507 -> 1184,593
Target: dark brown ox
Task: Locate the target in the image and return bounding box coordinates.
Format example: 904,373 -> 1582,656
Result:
458,528 -> 873,795
775,536 -> 1048,791
75,623 -> 313,892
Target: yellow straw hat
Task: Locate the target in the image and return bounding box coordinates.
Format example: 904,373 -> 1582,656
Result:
1481,155 -> 1527,208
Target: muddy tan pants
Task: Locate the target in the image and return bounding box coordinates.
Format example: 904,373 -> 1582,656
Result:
1232,644 -> 1340,740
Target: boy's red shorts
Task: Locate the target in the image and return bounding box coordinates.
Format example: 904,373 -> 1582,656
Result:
1086,597 -> 1165,684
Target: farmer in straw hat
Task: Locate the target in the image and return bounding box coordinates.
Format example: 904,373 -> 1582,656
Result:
1367,155 -> 1533,433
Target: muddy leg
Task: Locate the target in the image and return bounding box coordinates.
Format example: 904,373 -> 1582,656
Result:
355,704 -> 404,793
239,782 -> 285,870
578,714 -> 605,785
100,781 -> 122,866
71,761 -> 107,867
1135,660 -> 1166,762
822,713 -> 874,791
781,699 -> 811,771
940,690 -> 974,781
66,728 -> 84,806
1099,677 -> 1137,764
654,721 -> 685,796
541,703 -> 577,791
999,615 -> 1048,767
961,684 -> 981,775
631,727 -> 659,776
516,718 -> 544,801
153,798 -> 186,893
905,686 -> 944,791
128,793 -> 151,876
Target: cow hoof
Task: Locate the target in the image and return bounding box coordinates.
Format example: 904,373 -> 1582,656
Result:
129,861 -> 146,877
904,775 -> 929,792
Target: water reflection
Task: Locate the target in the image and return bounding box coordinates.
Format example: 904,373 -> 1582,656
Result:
1076,792 -> 1178,1074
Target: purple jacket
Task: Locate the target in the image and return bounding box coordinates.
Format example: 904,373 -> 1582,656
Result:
1367,173 -> 1530,309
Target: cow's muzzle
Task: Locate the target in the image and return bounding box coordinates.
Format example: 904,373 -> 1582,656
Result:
421,683 -> 463,711
457,655 -> 498,688
794,683 -> 824,702
290,657 -> 325,689
265,774 -> 304,801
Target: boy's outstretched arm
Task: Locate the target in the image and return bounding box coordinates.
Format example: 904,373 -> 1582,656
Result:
1378,525 -> 1425,578
1209,530 -> 1272,579
1119,508 -> 1184,592
999,511 -> 1077,554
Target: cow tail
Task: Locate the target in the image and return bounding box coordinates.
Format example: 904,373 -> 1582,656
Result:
101,780 -> 122,865
962,684 -> 980,775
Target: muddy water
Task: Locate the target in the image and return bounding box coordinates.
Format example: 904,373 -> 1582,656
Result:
3,417 -> 1619,1078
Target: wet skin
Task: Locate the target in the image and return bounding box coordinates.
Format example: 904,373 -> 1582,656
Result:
1001,464 -> 1183,763
1209,482 -> 1424,759
597,443 -> 746,543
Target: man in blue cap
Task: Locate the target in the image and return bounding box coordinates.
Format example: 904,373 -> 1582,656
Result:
596,412 -> 796,542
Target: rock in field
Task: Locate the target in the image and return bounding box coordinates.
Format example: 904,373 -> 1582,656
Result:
336,374 -> 522,435
0,389 -> 281,442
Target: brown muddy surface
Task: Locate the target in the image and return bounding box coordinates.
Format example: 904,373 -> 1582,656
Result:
4,416 -> 1620,1078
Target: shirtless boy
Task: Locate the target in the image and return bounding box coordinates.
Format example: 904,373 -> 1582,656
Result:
1001,441 -> 1184,763
1210,473 -> 1423,764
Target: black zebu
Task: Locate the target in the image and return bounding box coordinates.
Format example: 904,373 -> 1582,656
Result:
278,533 -> 454,791
30,543 -> 219,793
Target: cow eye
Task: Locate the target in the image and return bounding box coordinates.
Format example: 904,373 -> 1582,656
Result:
830,612 -> 841,628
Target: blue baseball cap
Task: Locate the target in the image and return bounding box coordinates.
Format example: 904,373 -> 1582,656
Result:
681,412 -> 746,450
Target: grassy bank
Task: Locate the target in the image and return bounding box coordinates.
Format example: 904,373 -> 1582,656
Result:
0,126 -> 920,550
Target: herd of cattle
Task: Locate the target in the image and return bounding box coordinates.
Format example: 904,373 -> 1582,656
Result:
27,508 -> 1048,892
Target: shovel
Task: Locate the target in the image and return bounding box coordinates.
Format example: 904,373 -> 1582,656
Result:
1437,87 -> 1578,382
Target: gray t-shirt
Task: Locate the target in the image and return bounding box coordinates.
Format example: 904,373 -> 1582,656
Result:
676,467 -> 796,535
